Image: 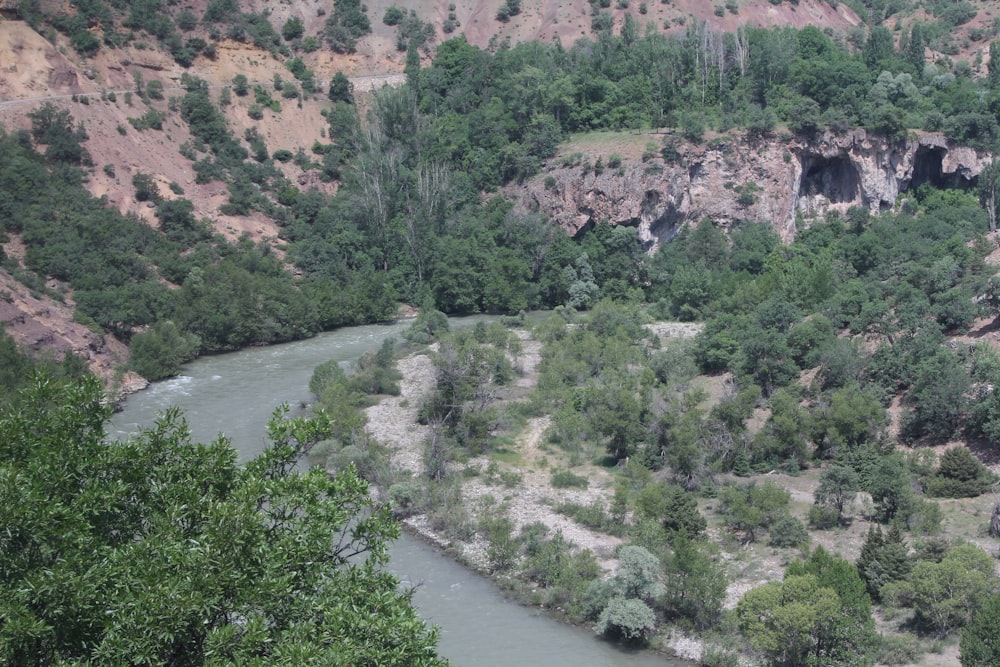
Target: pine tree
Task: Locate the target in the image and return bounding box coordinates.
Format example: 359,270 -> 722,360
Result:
857,525 -> 885,599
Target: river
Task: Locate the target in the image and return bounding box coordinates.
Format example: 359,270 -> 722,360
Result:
109,319 -> 687,666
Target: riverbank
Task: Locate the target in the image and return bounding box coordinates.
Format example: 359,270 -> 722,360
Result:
363,326 -> 709,664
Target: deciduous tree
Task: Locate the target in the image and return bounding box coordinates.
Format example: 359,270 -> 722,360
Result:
0,375 -> 445,665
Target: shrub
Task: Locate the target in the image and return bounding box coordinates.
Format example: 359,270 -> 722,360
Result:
595,597 -> 656,641
877,633 -> 924,666
556,500 -> 617,534
581,579 -> 615,620
909,544 -> 997,635
382,6 -> 405,25
232,74 -> 249,96
479,511 -> 518,573
925,447 -> 996,498
961,593 -> 1000,667
388,481 -> 423,518
808,504 -> 840,530
718,480 -> 790,542
635,482 -> 706,536
551,469 -> 589,488
768,514 -> 809,548
132,172 -> 159,202
425,479 -> 476,540
128,108 -> 165,131
129,321 -> 200,380
281,16 -> 304,40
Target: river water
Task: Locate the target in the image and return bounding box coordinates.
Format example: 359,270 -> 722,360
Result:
109,320 -> 686,667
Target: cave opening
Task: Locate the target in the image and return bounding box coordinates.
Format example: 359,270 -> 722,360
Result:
798,155 -> 862,205
905,146 -> 972,192
645,203 -> 683,249
909,146 -> 945,191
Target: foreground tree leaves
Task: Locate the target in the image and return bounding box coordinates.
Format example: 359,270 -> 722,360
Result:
0,374 -> 445,666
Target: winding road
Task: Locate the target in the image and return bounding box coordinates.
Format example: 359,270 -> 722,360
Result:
0,73 -> 405,111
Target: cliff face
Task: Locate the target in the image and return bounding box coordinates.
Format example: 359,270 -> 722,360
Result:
515,130 -> 990,248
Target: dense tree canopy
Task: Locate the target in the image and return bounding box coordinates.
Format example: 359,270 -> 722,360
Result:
0,374 -> 444,666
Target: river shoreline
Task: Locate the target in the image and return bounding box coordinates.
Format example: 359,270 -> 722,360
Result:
363,329 -> 707,665
395,517 -> 701,665
108,317 -> 705,666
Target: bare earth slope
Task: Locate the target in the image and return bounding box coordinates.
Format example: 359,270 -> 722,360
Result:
0,0 -> 987,379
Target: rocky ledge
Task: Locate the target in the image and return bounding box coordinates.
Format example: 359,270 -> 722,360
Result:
514,129 -> 990,249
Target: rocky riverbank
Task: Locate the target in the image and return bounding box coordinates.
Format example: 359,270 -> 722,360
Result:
363,326 -> 711,663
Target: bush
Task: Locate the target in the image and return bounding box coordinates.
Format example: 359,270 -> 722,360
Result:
132,172 -> 159,202
232,74 -> 249,96
877,633 -> 924,666
382,6 -> 405,25
635,482 -> 707,537
925,447 -> 996,498
581,578 -> 616,620
479,511 -> 518,573
403,302 -> 449,342
551,469 -> 589,488
808,504 -> 841,530
129,320 -> 200,380
425,479 -> 476,541
556,500 -> 618,534
146,80 -> 164,100
595,597 -> 656,641
768,514 -> 809,548
282,16 -> 304,40
718,480 -> 790,543
387,481 -> 423,518
128,108 -> 165,131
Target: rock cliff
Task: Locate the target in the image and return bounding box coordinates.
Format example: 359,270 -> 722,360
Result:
514,130 -> 990,248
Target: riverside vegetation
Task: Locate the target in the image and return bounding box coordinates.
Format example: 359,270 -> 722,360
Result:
6,1 -> 1000,665
301,195 -> 1000,665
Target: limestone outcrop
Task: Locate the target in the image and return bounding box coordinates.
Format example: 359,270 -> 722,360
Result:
514,130 -> 990,249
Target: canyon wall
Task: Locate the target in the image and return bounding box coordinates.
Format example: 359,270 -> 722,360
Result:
514,130 -> 990,249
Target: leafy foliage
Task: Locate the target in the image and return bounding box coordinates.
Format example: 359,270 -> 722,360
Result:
907,545 -> 999,636
0,375 -> 444,665
718,480 -> 790,543
737,575 -> 845,667
961,593 -> 1000,667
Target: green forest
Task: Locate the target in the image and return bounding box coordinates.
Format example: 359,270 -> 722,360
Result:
4,0 -> 1000,664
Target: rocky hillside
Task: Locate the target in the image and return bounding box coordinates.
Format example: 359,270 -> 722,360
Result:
514,128 -> 989,249
1,0 -> 999,382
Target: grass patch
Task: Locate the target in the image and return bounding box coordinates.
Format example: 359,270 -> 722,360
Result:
490,445 -> 524,466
